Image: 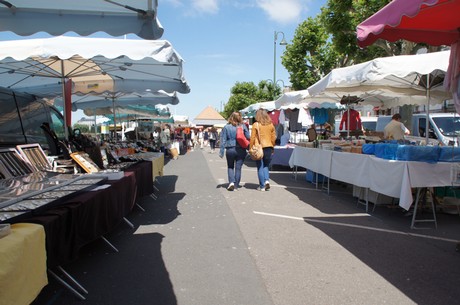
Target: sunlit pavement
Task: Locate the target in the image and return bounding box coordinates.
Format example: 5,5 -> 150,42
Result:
33,147 -> 460,305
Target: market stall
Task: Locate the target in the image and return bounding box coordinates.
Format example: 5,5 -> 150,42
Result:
289,145 -> 455,227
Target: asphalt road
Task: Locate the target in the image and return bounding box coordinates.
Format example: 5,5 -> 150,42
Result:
32,147 -> 460,305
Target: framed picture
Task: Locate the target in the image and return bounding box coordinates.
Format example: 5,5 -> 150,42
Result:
16,143 -> 52,172
0,148 -> 34,178
70,152 -> 100,173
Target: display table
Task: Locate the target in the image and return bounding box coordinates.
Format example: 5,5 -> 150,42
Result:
124,161 -> 154,198
12,161 -> 153,268
271,146 -> 294,167
289,146 -> 455,211
0,223 -> 47,305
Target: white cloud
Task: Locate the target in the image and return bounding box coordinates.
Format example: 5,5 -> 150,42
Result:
256,0 -> 305,24
191,0 -> 219,14
162,0 -> 184,8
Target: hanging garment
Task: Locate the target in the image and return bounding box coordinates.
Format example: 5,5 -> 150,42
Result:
340,109 -> 362,130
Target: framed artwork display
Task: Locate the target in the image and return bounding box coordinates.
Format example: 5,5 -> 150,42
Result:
70,152 -> 100,173
0,148 -> 34,178
16,143 -> 52,172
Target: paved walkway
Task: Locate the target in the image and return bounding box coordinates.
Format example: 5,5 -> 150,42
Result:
33,147 -> 460,305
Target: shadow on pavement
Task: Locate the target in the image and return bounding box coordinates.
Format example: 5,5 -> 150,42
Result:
32,175 -> 182,305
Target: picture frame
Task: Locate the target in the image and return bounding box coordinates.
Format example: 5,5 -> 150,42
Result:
0,148 -> 34,178
70,152 -> 100,173
16,143 -> 52,172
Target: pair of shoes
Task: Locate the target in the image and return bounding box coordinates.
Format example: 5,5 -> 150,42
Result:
256,186 -> 266,192
265,181 -> 270,191
227,183 -> 234,191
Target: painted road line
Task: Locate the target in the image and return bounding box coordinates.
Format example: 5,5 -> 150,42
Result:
253,211 -> 460,243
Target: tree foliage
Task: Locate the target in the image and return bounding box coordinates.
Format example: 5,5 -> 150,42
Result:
222,81 -> 282,118
224,0 -> 445,113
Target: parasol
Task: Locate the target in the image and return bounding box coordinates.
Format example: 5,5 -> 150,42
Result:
0,0 -> 164,39
0,36 -> 190,135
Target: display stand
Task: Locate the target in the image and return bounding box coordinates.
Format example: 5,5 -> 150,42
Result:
411,187 -> 438,229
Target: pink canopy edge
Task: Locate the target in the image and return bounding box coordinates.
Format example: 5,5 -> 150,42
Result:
357,0 -> 460,48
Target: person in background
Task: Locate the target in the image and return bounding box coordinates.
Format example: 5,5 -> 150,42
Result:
197,128 -> 204,149
208,127 -> 218,153
384,113 -> 410,140
250,109 -> 276,191
203,128 -> 209,147
160,124 -> 171,156
219,112 -> 250,191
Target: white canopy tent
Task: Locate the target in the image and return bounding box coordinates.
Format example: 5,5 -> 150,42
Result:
307,50 -> 451,139
240,101 -> 277,114
0,0 -> 164,40
307,51 -> 451,104
0,36 -> 189,96
65,91 -> 180,112
0,36 -> 189,135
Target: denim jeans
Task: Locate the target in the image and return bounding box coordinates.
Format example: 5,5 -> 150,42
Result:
225,146 -> 247,187
256,147 -> 274,188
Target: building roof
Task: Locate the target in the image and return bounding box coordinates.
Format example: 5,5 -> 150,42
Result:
194,106 -> 225,120
193,106 -> 226,126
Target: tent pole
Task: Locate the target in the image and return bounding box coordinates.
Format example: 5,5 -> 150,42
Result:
347,95 -> 350,138
426,74 -> 430,144
61,60 -> 69,140
112,97 -> 116,140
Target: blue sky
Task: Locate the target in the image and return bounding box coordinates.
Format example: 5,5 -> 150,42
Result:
159,0 -> 327,120
0,0 -> 327,123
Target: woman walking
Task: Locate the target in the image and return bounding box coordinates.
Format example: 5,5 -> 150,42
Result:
208,127 -> 218,153
219,112 -> 250,191
250,109 -> 276,191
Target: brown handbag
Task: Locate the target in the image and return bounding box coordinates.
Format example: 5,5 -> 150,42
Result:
249,123 -> 264,160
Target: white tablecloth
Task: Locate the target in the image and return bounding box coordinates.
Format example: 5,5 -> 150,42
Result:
289,146 -> 456,210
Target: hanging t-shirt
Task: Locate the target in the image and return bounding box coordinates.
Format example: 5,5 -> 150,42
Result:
268,110 -> 280,125
310,108 -> 329,125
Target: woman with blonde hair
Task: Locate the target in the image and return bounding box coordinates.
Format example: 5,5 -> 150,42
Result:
250,109 -> 276,191
219,112 -> 250,191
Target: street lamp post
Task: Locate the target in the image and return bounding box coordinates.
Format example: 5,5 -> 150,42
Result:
273,31 -> 288,100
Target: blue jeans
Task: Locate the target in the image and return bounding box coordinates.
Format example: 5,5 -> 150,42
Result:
225,146 -> 247,187
256,147 -> 274,188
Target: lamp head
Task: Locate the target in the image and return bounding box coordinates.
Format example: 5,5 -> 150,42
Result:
279,38 -> 288,46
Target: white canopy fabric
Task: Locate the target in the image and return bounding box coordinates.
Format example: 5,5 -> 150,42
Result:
307,50 -> 451,105
0,0 -> 164,39
65,91 -> 180,112
83,104 -> 171,118
240,101 -> 277,114
275,89 -> 345,109
0,36 -> 190,97
274,90 -> 310,108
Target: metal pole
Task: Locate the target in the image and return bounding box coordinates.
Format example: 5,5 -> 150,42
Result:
61,60 -> 69,139
425,73 -> 430,144
273,31 -> 277,101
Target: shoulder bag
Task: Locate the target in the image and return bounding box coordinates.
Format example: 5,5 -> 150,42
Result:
249,123 -> 264,160
236,125 -> 250,149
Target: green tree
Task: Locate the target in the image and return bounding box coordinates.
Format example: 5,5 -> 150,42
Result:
281,0 -> 400,90
73,123 -> 91,133
222,81 -> 282,118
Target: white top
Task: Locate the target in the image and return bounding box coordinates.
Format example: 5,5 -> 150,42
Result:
384,120 -> 409,140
